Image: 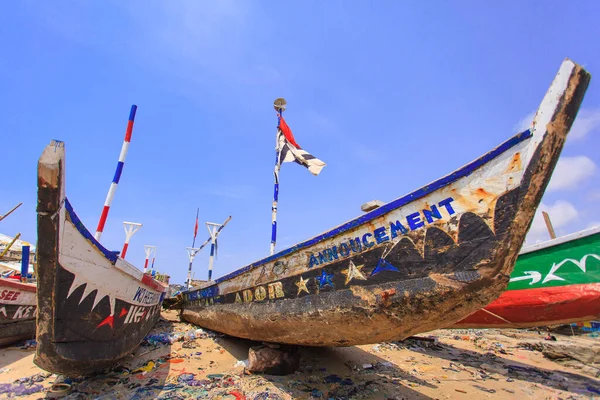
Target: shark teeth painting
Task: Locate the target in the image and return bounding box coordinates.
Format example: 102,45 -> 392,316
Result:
35,140 -> 168,376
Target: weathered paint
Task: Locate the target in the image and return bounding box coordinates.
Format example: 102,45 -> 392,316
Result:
453,226 -> 600,328
181,59 -> 591,346
0,279 -> 37,346
35,140 -> 168,376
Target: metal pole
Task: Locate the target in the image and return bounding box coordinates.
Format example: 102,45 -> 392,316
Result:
151,247 -> 156,272
205,217 -> 231,281
143,245 -> 154,274
21,245 -> 30,282
0,202 -> 23,222
186,247 -> 200,289
192,208 -> 199,248
121,221 -> 142,259
270,107 -> 284,255
95,105 -> 138,241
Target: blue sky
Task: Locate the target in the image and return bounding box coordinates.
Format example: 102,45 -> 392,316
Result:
1,1 -> 599,285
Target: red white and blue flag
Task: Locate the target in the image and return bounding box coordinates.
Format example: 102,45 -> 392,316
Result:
276,115 -> 326,178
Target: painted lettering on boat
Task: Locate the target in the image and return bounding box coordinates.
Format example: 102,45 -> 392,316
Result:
0,290 -> 21,301
308,197 -> 456,268
236,281 -> 285,303
132,286 -> 161,305
0,305 -> 37,320
12,306 -> 35,320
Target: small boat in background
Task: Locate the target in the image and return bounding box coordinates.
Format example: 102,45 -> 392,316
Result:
34,141 -> 168,376
453,226 -> 600,329
0,210 -> 37,346
180,59 -> 590,346
0,278 -> 36,346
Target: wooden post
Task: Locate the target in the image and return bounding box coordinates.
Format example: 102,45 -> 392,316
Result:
542,211 -> 557,239
0,233 -> 21,258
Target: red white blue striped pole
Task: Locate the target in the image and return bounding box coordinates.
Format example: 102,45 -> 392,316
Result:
271,98 -> 286,255
121,221 -> 142,259
94,105 -> 138,241
143,245 -> 155,274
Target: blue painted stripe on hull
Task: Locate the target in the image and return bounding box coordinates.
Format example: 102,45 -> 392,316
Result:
64,199 -> 119,264
194,129 -> 532,290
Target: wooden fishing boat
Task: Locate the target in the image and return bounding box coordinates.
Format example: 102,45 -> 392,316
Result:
0,278 -> 36,346
180,59 -> 591,346
34,141 -> 168,376
453,226 -> 600,329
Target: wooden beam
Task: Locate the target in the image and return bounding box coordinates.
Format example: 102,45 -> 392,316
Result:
542,211 -> 557,239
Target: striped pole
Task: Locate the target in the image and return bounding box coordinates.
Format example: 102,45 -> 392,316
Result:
186,247 -> 200,289
206,216 -> 232,281
94,105 -> 138,241
143,245 -> 154,274
150,247 -> 157,272
121,221 -> 142,259
270,111 -> 283,256
20,245 -> 30,282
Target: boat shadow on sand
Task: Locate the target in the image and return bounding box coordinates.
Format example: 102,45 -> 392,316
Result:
218,336 -> 435,399
40,317 -> 176,399
406,337 -> 600,397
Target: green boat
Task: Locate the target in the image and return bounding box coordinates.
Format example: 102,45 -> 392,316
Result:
454,226 -> 600,328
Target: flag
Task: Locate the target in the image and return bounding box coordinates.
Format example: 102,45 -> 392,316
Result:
276,115 -> 326,177
194,217 -> 198,239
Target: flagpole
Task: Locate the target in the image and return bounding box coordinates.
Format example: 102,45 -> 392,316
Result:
192,207 -> 199,247
271,98 -> 287,255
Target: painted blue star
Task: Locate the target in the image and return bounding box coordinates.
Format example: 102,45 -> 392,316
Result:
318,269 -> 334,289
371,258 -> 399,276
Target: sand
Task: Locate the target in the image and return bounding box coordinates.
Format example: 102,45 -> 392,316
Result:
0,310 -> 598,399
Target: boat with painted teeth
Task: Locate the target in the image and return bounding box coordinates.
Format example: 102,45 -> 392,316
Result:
180,59 -> 590,346
34,141 -> 168,376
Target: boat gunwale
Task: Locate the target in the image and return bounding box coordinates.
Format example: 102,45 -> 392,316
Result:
0,277 -> 37,292
519,226 -> 600,256
63,197 -> 167,293
192,128 -> 533,291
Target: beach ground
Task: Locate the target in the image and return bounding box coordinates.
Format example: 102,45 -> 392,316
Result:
1,310 -> 598,399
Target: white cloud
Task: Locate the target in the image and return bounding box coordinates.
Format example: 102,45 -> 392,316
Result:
548,155 -> 596,191
515,108 -> 600,140
526,200 -> 579,244
515,111 -> 535,133
588,190 -> 600,202
570,109 -> 600,140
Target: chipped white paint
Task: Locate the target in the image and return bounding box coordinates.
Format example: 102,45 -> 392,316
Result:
59,208 -> 163,317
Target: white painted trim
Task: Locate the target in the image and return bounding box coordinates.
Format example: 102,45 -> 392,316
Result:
520,226 -> 600,255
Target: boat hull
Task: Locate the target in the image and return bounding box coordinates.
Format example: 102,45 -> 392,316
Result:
0,279 -> 36,346
182,60 -> 591,346
35,142 -> 167,376
453,227 -> 600,328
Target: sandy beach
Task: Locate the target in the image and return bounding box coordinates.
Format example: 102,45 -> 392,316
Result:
0,310 -> 598,399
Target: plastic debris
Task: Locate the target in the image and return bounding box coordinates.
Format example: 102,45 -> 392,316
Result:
0,383 -> 44,397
